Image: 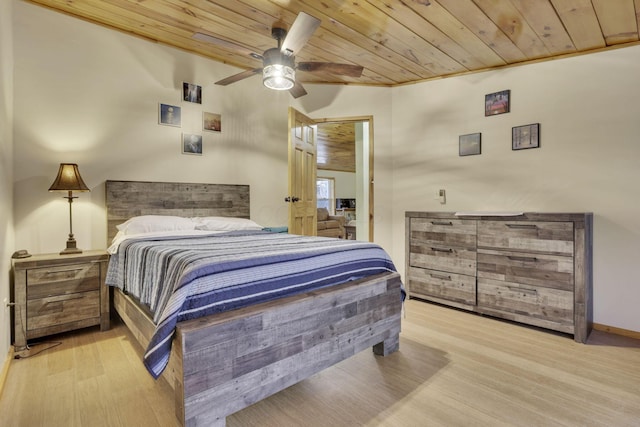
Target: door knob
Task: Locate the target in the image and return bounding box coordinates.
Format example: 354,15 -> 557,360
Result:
284,196 -> 291,202
291,197 -> 300,202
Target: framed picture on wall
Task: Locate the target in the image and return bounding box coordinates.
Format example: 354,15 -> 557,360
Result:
512,123 -> 540,150
203,112 -> 221,132
158,103 -> 181,127
485,89 -> 510,116
182,133 -> 203,155
183,82 -> 202,104
459,132 -> 481,156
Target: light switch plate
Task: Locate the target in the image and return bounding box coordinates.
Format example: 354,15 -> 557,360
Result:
439,189 -> 446,204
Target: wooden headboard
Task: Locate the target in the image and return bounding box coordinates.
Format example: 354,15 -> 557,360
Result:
105,180 -> 250,241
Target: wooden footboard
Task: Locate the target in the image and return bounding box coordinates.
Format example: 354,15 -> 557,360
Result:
113,272 -> 402,427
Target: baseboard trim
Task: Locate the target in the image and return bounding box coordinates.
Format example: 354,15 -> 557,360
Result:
593,323 -> 640,340
0,347 -> 14,400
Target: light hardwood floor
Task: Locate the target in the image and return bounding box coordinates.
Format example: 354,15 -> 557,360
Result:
1,299 -> 639,427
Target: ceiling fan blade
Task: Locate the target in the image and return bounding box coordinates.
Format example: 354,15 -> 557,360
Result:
193,32 -> 263,60
280,12 -> 321,55
289,81 -> 307,98
297,62 -> 364,78
215,68 -> 263,86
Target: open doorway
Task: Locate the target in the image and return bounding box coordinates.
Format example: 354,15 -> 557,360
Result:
287,108 -> 373,241
316,117 -> 373,241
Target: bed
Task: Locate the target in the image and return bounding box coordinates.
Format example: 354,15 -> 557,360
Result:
105,180 -> 403,427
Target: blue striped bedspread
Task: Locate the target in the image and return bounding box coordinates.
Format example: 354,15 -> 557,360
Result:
106,230 -> 399,378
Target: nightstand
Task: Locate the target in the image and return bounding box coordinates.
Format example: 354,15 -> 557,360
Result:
11,250 -> 110,350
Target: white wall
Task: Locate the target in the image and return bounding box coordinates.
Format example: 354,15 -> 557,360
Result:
391,47 -> 640,332
1,0 -> 15,364
317,170 -> 356,199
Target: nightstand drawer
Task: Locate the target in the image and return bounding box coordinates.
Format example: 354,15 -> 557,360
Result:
27,290 -> 100,331
27,262 -> 100,299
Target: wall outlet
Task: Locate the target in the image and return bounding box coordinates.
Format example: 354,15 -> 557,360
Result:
438,189 -> 446,204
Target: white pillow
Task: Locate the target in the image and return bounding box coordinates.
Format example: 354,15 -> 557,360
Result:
116,215 -> 196,235
192,216 -> 263,231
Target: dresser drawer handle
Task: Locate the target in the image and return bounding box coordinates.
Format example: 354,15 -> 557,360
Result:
505,224 -> 538,229
430,273 -> 452,281
431,221 -> 453,226
507,286 -> 538,295
431,247 -> 453,253
507,256 -> 538,262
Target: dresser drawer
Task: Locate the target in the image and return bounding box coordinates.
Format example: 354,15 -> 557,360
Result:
410,218 -> 476,249
26,262 -> 100,300
409,245 -> 476,276
478,221 -> 574,255
27,290 -> 100,331
408,266 -> 476,305
477,248 -> 574,291
477,278 -> 573,325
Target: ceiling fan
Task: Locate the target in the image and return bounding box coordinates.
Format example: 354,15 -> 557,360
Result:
192,12 -> 364,98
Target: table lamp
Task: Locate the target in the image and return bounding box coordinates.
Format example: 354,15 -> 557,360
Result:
48,163 -> 90,255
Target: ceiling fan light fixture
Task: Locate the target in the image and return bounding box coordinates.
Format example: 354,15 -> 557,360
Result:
263,64 -> 295,90
262,47 -> 295,91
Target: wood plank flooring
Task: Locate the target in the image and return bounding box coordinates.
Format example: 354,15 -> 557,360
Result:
1,299 -> 639,426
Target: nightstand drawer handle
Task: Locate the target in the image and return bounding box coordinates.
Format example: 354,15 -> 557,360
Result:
45,267 -> 85,274
430,273 -> 452,281
431,247 -> 453,253
44,294 -> 85,302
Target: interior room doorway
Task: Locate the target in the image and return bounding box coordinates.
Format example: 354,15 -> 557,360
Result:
287,108 -> 373,241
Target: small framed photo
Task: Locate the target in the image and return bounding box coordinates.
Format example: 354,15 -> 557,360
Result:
512,123 -> 540,150
183,82 -> 202,104
485,89 -> 510,116
182,133 -> 203,155
203,112 -> 221,132
459,132 -> 481,156
159,103 -> 181,127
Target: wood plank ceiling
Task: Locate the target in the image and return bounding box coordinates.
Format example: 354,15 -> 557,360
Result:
317,122 -> 356,172
27,0 -> 640,89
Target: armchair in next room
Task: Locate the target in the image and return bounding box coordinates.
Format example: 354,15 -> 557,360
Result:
317,208 -> 345,239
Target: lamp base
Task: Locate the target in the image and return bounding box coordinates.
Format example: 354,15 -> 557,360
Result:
60,247 -> 82,255
60,236 -> 82,255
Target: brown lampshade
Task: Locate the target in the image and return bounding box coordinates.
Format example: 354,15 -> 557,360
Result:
48,163 -> 90,192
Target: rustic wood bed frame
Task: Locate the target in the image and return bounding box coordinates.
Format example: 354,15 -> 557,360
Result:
105,180 -> 402,427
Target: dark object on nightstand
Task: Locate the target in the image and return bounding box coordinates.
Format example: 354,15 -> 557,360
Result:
12,250 -> 31,259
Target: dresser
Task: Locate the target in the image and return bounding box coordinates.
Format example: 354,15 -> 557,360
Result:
11,250 -> 110,349
405,212 -> 593,342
